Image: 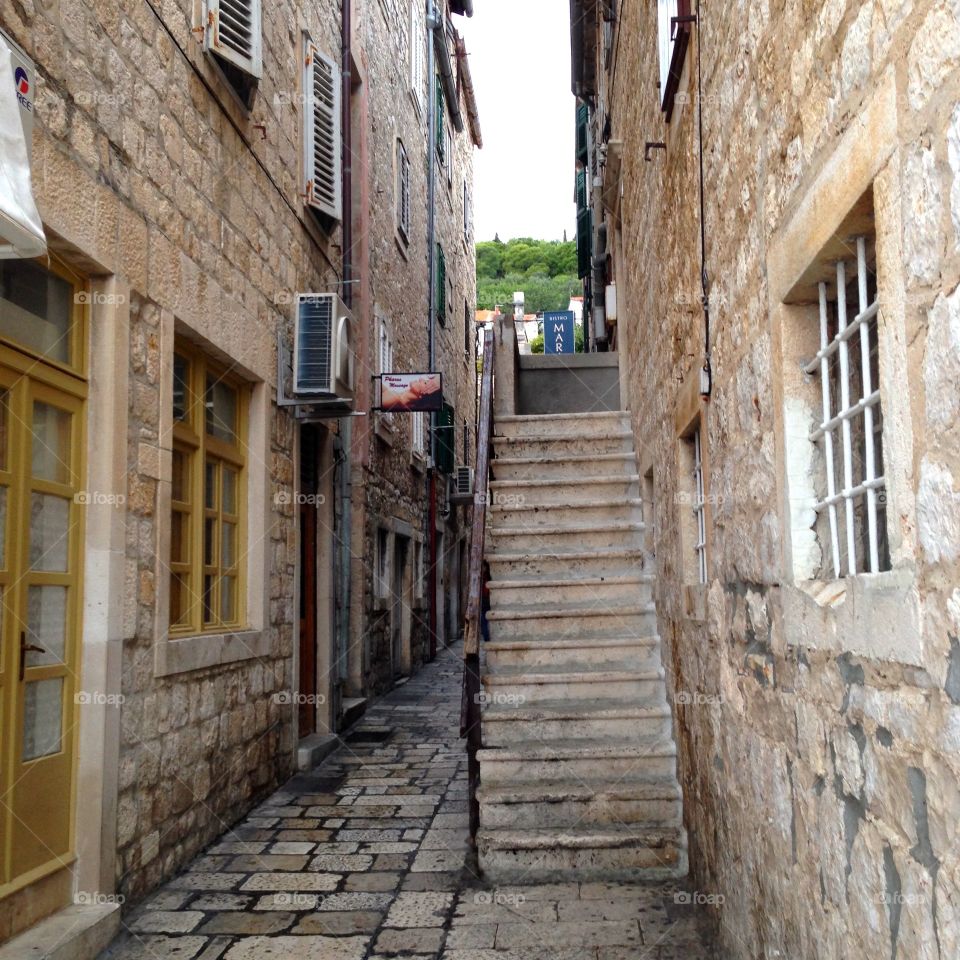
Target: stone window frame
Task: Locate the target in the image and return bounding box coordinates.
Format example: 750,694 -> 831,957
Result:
768,71 -> 922,666
395,137 -> 411,247
155,315 -> 271,677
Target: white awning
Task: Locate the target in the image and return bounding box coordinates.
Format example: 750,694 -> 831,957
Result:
0,32 -> 45,259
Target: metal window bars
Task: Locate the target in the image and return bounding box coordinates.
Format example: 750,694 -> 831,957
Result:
803,236 -> 886,577
692,427 -> 707,585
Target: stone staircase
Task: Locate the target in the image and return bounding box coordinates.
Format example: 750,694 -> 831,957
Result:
476,410 -> 688,882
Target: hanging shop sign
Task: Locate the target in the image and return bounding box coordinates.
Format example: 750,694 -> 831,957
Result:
377,372 -> 443,412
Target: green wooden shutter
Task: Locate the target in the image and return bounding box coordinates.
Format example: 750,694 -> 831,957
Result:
575,102 -> 589,167
436,76 -> 446,164
435,402 -> 455,475
576,169 -> 587,211
436,244 -> 446,324
576,208 -> 592,279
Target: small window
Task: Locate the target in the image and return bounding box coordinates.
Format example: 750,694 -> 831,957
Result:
410,2 -> 426,113
170,343 -> 248,635
412,411 -> 427,456
805,235 -> 889,578
679,419 -> 707,585
463,179 -> 472,242
463,300 -> 472,359
642,465 -> 655,558
303,40 -> 343,221
378,316 -> 395,424
436,245 -> 446,325
203,0 -> 263,104
656,0 -> 692,120
396,139 -> 411,242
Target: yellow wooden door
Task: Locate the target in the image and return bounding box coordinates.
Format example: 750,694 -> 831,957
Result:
0,366 -> 83,893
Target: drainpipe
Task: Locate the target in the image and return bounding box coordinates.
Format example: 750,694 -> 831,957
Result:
426,0 -> 440,660
338,0 -> 354,701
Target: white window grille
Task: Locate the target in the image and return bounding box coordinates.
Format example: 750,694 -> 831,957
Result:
805,235 -> 888,577
396,139 -> 411,241
410,1 -> 426,113
692,426 -> 707,585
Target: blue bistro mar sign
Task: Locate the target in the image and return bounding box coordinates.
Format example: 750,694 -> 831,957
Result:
543,311 -> 575,354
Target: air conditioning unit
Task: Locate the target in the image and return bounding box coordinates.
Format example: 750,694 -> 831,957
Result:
453,465 -> 474,498
293,293 -> 354,401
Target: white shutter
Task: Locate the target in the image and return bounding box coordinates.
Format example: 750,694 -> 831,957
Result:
396,140 -> 410,239
410,2 -> 425,112
205,0 -> 262,80
657,0 -> 679,102
304,44 -> 342,221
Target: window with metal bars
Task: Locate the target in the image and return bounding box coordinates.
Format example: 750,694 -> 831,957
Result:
396,139 -> 410,242
691,426 -> 707,585
806,235 -> 889,578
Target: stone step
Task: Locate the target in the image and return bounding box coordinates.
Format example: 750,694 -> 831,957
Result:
488,547 -> 653,580
477,825 -> 688,883
490,497 -> 643,529
489,474 -> 641,505
487,575 -> 654,609
493,430 -> 634,458
491,451 -> 637,481
477,776 -> 683,829
483,635 -> 660,669
482,663 -> 666,704
487,520 -> 645,553
477,737 -> 678,783
480,697 -> 673,744
486,602 -> 657,640
494,411 -> 631,439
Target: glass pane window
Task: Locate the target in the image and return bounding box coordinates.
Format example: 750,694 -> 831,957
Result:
32,403 -> 72,484
0,260 -> 74,364
29,493 -> 70,572
205,376 -> 238,442
26,585 -> 68,665
173,354 -> 190,422
22,678 -> 64,761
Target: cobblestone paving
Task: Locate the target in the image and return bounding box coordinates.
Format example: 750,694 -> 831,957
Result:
100,644 -> 719,960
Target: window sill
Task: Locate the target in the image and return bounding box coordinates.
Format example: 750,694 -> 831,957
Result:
375,414 -> 395,445
782,566 -> 922,665
410,451 -> 428,474
395,231 -> 410,260
156,628 -> 270,677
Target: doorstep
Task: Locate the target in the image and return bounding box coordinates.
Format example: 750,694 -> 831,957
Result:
296,732 -> 340,771
0,903 -> 119,960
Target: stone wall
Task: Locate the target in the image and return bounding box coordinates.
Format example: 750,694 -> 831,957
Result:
598,0 -> 960,957
1,0 -> 343,907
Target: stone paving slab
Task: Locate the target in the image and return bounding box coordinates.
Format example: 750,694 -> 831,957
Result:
99,646 -> 719,960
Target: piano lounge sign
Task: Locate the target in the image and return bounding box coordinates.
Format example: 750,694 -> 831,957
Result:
377,372 -> 443,413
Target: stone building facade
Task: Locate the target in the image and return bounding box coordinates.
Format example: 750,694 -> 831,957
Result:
572,1 -> 960,957
0,0 -> 478,950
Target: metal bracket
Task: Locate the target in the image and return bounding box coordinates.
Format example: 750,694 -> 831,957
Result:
671,14 -> 698,40
644,141 -> 667,161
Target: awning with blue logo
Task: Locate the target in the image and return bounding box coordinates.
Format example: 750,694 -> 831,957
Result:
0,30 -> 45,260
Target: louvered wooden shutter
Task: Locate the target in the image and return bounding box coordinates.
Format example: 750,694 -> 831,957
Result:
576,208 -> 593,279
576,169 -> 587,211
575,102 -> 589,166
205,0 -> 262,79
436,245 -> 446,324
410,2 -> 425,111
396,140 -> 410,239
304,45 -> 342,221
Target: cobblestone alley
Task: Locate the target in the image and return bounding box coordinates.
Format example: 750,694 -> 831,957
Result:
98,645 -> 717,960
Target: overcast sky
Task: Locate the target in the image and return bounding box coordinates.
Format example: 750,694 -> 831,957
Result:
459,0 -> 576,243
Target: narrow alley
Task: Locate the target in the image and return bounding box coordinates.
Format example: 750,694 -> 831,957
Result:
97,646 -> 715,960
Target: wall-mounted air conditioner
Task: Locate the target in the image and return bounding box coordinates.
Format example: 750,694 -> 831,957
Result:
453,465 -> 474,498
293,293 -> 354,401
